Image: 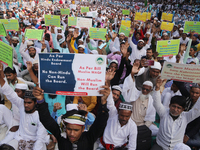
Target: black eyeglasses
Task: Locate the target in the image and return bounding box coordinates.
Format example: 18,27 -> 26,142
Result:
142,87 -> 151,92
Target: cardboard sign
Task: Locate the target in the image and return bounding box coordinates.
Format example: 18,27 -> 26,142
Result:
0,19 -> 19,31
119,25 -> 131,37
122,9 -> 130,15
60,9 -> 70,15
134,12 -> 148,22
121,20 -> 131,28
87,11 -> 98,18
89,28 -> 107,40
24,29 -> 44,41
184,21 -> 200,34
81,7 -> 89,13
0,23 -> 7,37
77,17 -> 92,28
39,53 -> 106,96
160,22 -> 174,31
45,15 -> 60,27
0,41 -> 13,68
157,39 -> 180,57
147,13 -> 151,20
68,17 -> 77,27
161,13 -> 173,22
161,62 -> 200,83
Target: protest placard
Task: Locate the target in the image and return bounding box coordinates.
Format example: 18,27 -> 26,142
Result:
160,22 -> 174,31
60,9 -> 70,15
161,62 -> 200,83
77,17 -> 92,28
45,15 -> 60,27
161,12 -> 173,22
121,20 -> 131,28
39,53 -> 106,96
184,21 -> 200,34
0,19 -> 19,31
24,29 -> 44,41
157,39 -> 180,57
70,4 -> 76,10
122,9 -> 130,15
81,7 -> 89,13
0,23 -> 7,37
68,17 -> 77,27
89,28 -> 107,40
147,13 -> 151,20
134,12 -> 148,22
87,11 -> 98,18
0,41 -> 13,68
119,25 -> 131,37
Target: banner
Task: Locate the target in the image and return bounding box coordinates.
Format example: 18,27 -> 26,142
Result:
119,25 -> 131,37
39,53 -> 106,96
157,39 -> 180,57
24,29 -> 44,41
81,7 -> 89,13
122,9 -> 130,15
89,28 -> 107,40
60,9 -> 70,15
0,19 -> 19,31
77,17 -> 92,28
134,12 -> 148,22
0,23 -> 7,37
184,21 -> 200,34
121,20 -> 131,28
161,13 -> 173,22
0,41 -> 13,68
161,62 -> 200,83
68,17 -> 77,27
160,22 -> 174,31
45,15 -> 60,27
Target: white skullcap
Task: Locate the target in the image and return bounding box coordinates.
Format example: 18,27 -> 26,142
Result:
143,81 -> 153,88
119,102 -> 133,111
173,143 -> 191,150
78,45 -> 85,49
41,24 -> 46,27
90,50 -> 99,55
28,46 -> 35,50
78,38 -> 84,42
110,59 -> 118,65
163,33 -> 168,36
119,32 -> 125,36
12,36 -> 19,41
59,38 -> 65,44
138,40 -> 144,43
27,41 -> 34,45
179,28 -> 184,31
33,59 -> 38,65
15,83 -> 28,90
146,32 -> 151,35
112,85 -> 122,93
57,27 -> 62,30
154,17 -> 158,20
66,104 -> 78,111
151,61 -> 161,70
27,23 -> 31,26
69,28 -> 74,32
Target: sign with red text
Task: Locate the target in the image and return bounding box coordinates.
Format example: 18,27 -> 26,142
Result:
39,53 -> 106,96
161,62 -> 200,83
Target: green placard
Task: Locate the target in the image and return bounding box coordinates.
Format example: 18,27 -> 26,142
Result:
25,29 -> 44,41
81,7 -> 89,13
89,28 -> 107,41
0,23 -> 7,37
156,39 -> 180,57
0,40 -> 13,68
45,15 -> 60,27
184,21 -> 200,34
60,9 -> 70,15
68,17 -> 77,27
122,9 -> 130,15
119,25 -> 131,37
0,19 -> 19,31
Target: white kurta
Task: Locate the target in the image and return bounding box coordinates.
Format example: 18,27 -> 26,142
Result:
0,83 -> 49,150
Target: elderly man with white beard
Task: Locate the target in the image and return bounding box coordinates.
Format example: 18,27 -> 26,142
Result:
122,63 -> 158,136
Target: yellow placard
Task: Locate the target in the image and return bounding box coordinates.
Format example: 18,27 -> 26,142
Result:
134,12 -> 147,22
121,20 -> 131,28
160,22 -> 174,31
147,13 -> 151,20
161,13 -> 173,22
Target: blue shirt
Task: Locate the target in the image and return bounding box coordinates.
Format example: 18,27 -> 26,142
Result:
52,33 -> 69,53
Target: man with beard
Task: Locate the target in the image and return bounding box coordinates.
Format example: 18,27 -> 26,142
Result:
122,63 -> 158,136
128,29 -> 146,63
0,63 -> 49,150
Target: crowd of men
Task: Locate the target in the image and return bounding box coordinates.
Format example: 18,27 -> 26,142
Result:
0,0 -> 200,150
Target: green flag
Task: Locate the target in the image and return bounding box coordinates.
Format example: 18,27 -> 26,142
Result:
145,0 -> 147,7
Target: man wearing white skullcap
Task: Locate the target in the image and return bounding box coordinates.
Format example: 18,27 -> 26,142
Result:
111,85 -> 123,110
123,64 -> 158,136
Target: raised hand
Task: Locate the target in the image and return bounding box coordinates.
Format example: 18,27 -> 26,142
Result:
131,62 -> 140,76
53,102 -> 62,112
99,82 -> 111,105
26,61 -> 33,71
155,76 -> 167,91
32,83 -> 44,101
78,104 -> 88,113
105,69 -> 116,82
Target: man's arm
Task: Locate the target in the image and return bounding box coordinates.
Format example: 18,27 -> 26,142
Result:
127,122 -> 137,150
26,61 -> 38,84
19,42 -> 33,63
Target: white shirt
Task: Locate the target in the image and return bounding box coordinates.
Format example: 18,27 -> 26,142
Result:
153,90 -> 200,150
179,37 -> 190,45
101,93 -> 137,149
164,56 -> 176,63
109,35 -> 120,53
128,37 -> 146,63
1,83 -> 49,150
